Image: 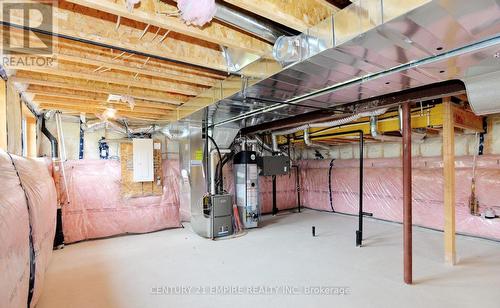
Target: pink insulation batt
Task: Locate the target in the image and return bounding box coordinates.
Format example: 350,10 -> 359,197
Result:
177,0 -> 217,26
0,151 -> 30,308
299,156 -> 500,240
13,156 -> 58,307
61,159 -> 181,243
0,150 -> 57,308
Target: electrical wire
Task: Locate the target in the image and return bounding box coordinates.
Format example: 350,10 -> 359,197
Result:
328,158 -> 336,212
208,135 -> 222,194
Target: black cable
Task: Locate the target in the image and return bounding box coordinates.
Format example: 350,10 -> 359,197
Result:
328,158 -> 336,212
207,136 -> 222,194
215,153 -> 232,193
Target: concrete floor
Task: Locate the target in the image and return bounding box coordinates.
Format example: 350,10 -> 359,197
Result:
38,210 -> 500,308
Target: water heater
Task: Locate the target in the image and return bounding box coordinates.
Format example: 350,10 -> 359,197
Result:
233,151 -> 260,229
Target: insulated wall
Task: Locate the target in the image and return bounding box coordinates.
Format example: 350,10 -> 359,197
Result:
0,151 -> 30,308
0,150 -> 57,308
13,156 -> 58,307
299,156 -> 500,241
61,159 -> 181,243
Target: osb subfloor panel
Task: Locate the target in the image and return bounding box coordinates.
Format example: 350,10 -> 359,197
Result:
38,210 -> 500,308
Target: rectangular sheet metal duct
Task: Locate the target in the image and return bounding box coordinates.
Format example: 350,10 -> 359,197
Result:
178,0 -> 500,129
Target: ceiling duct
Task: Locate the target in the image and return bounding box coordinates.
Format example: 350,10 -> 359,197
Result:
369,116 -> 402,142
303,129 -> 330,151
271,108 -> 388,152
213,3 -> 293,44
464,70 -> 500,115
273,34 -> 328,66
176,0 -> 500,129
214,2 -> 295,72
162,124 -> 190,140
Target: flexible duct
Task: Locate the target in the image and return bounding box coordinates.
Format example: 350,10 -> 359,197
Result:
370,111 -> 426,143
369,116 -> 403,142
83,119 -> 192,141
162,124 -> 190,140
271,108 -> 389,152
303,129 -> 330,151
83,118 -> 165,136
254,135 -> 275,154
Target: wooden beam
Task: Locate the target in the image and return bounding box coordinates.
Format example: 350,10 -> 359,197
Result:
6,3 -> 228,71
7,62 -> 203,96
54,53 -> 218,87
64,0 -> 272,56
35,97 -> 171,116
6,81 -> 23,155
443,97 -> 456,265
37,102 -> 170,120
0,79 -> 7,150
452,105 -> 483,132
5,28 -> 226,81
25,117 -> 37,158
11,73 -> 187,105
26,86 -> 176,110
222,0 -> 336,32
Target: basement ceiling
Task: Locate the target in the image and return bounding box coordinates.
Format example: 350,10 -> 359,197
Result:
194,0 -> 500,128
2,0 -> 338,124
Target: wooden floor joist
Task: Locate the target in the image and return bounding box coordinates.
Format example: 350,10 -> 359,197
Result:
33,94 -> 176,112
26,87 -> 177,110
36,99 -> 171,117
222,0 -> 337,32
11,74 -> 188,105
6,3 -> 229,71
64,0 -> 273,56
38,103 -> 171,120
7,62 -> 203,96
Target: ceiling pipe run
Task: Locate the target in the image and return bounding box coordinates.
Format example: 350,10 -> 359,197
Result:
369,116 -> 402,142
240,80 -> 465,135
271,108 -> 388,152
213,35 -> 499,129
303,129 -> 330,151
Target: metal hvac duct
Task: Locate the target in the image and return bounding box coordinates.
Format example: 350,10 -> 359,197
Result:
214,3 -> 292,44
271,108 -> 388,152
369,116 -> 402,142
184,0 -> 500,129
273,34 -> 328,66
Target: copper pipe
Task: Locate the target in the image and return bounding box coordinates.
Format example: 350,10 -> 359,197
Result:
402,102 -> 413,284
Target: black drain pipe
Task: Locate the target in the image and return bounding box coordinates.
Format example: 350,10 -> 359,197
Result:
328,158 -> 336,212
41,115 -> 58,159
41,115 -> 65,249
298,129 -> 372,247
